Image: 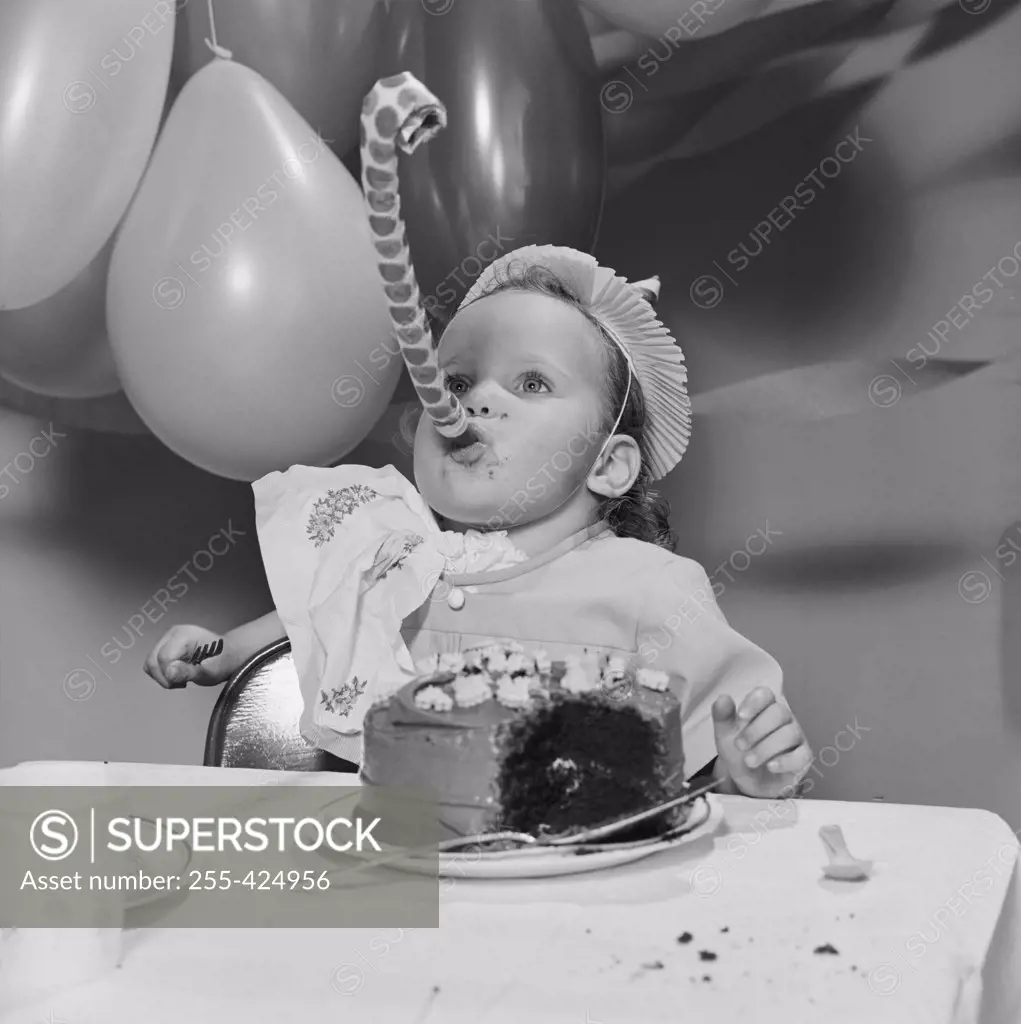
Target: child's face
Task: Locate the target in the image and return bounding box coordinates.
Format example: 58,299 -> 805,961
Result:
413,290 -> 609,528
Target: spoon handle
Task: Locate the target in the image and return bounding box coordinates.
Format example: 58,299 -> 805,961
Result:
436,830 -> 537,854
819,824 -> 852,862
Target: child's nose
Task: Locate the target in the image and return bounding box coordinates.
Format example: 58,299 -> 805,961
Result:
464,383 -> 497,417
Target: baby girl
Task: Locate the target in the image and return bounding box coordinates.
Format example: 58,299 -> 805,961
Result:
146,243 -> 812,799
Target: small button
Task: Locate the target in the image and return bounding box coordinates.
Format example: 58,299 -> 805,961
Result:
447,587 -> 465,610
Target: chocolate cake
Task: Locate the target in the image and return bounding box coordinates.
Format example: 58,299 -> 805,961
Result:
361,645 -> 686,839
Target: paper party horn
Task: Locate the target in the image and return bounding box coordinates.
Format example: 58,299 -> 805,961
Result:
359,74 -> 469,439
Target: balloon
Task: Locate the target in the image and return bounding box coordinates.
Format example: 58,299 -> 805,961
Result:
169,0 -> 385,161
378,0 -> 605,322
0,0 -> 174,309
107,59 -> 395,481
0,375 -> 148,434
581,0 -> 771,42
0,236 -> 120,398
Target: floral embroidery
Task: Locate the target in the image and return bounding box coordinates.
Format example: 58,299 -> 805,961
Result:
374,532 -> 425,581
319,676 -> 369,717
306,485 -> 379,547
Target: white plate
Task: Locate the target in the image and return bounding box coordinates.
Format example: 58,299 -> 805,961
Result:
325,795 -> 723,881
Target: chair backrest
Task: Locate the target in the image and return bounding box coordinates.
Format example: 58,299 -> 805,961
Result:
203,638 -> 358,773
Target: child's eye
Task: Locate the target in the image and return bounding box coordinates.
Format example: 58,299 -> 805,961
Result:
444,373 -> 470,395
519,371 -> 550,394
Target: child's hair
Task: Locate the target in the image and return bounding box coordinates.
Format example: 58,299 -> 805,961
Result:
465,262 -> 678,552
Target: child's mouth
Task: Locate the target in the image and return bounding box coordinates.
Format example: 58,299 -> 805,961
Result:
446,423 -> 492,467
447,441 -> 488,467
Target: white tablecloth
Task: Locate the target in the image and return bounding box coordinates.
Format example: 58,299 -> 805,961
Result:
2,761 -> 1019,1024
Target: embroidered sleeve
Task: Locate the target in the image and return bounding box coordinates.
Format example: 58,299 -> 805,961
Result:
372,531 -> 426,582
305,485 -> 380,547
319,676 -> 369,716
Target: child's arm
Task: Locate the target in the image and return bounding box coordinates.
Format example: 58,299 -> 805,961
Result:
223,610 -> 286,669
145,610 -> 285,689
639,557 -> 802,794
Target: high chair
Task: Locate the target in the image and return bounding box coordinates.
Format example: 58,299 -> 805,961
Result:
203,638 -> 359,774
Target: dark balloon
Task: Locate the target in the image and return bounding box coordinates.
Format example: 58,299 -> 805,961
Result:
170,0 -> 385,159
378,0 -> 606,323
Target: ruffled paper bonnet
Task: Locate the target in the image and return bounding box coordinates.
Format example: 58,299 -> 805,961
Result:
458,245 -> 691,481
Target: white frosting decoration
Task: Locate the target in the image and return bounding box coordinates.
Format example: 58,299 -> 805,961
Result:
606,654 -> 629,677
533,649 -> 552,675
463,648 -> 485,671
580,649 -> 601,678
452,675 -> 492,708
495,676 -> 532,709
505,652 -> 532,676
636,668 -> 670,692
438,651 -> 466,674
484,647 -> 508,674
561,664 -> 599,695
414,685 -> 454,712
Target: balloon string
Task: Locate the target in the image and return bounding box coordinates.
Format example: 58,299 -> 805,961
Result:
204,0 -> 233,60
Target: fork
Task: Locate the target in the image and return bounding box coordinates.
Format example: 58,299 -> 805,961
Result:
188,638 -> 224,666
437,777 -> 722,854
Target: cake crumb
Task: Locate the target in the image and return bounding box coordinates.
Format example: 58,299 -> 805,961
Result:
720,926 -> 729,933
677,932 -> 693,944
642,961 -> 664,970
698,951 -> 717,962
702,974 -> 712,983
814,943 -> 839,955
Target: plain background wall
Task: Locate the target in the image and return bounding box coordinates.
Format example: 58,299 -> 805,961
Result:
2,5 -> 1019,826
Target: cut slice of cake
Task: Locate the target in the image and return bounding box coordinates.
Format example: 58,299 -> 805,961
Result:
361,645 -> 687,839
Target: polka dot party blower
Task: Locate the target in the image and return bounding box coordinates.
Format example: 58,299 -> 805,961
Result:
359,72 -> 470,440
358,72 -> 685,471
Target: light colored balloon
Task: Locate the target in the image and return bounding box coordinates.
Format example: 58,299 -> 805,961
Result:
0,0 -> 175,309
0,376 -> 148,434
0,236 -> 120,397
170,0 -> 385,161
581,0 -> 772,42
106,59 -> 396,481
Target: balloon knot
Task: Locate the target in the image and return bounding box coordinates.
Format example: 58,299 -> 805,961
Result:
204,37 -> 233,60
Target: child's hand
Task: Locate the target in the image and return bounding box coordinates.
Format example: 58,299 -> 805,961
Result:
711,688 -> 812,799
144,625 -> 235,689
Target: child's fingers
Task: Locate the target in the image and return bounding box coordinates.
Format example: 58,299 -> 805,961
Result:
735,686 -> 776,722
155,632 -> 209,688
166,659 -> 202,687
734,701 -> 790,751
143,650 -> 173,688
764,743 -> 814,778
711,694 -> 737,722
740,723 -> 803,769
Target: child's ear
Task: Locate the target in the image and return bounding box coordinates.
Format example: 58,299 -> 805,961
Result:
587,435 -> 641,499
